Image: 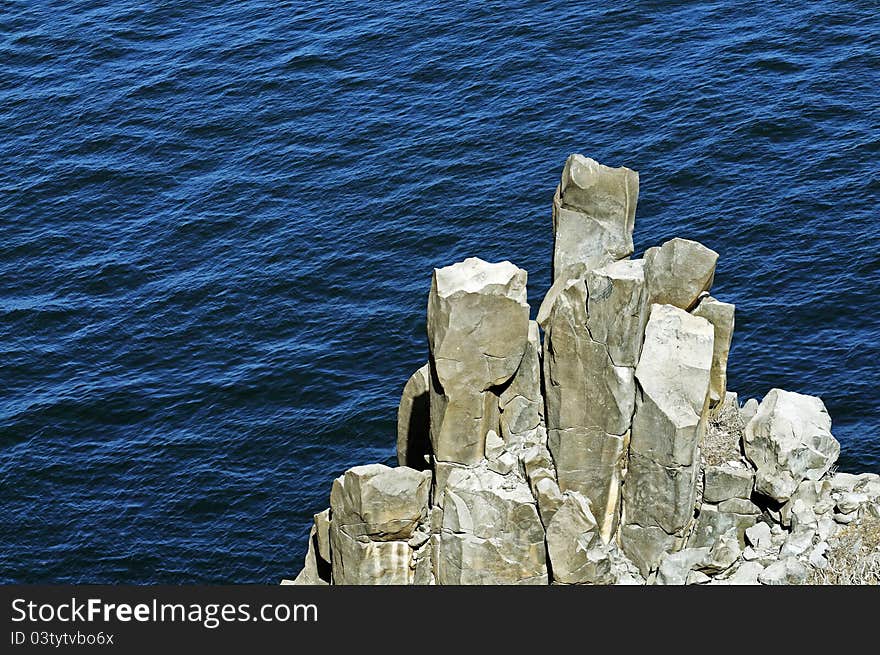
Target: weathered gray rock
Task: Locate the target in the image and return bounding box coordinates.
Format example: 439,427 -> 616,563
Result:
540,274 -> 633,541
327,465 -> 429,585
689,504 -> 758,550
585,259 -> 649,367
722,561 -> 764,585
745,522 -> 773,550
622,304 -> 714,573
544,491 -> 642,585
740,398 -> 759,424
330,530 -> 415,585
521,444 -> 564,526
427,258 -> 530,465
644,238 -> 718,311
703,464 -> 754,503
692,295 -> 735,407
330,464 -> 431,540
314,508 -> 331,563
759,557 -> 808,585
552,154 -> 638,281
744,389 -> 840,502
780,527 -> 815,559
656,547 -> 710,585
717,497 -> 761,515
629,305 -> 714,469
498,321 -> 545,451
435,466 -> 547,585
546,492 -> 619,584
397,364 -> 431,469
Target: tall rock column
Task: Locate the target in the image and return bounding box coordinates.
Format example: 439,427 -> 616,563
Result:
620,304 -> 715,575
552,154 -> 638,282
425,257 -> 548,584
426,257 -> 530,466
538,259 -> 647,542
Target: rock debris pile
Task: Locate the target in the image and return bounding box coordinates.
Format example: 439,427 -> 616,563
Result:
287,155 -> 880,585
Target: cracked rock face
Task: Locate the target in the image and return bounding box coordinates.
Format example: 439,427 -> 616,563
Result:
744,389 -> 840,502
644,238 -> 718,311
427,257 -> 530,465
435,466 -> 548,585
622,304 -> 714,574
546,491 -> 622,584
328,465 -> 431,585
692,295 -> 735,408
552,154 -> 638,282
540,274 -> 634,541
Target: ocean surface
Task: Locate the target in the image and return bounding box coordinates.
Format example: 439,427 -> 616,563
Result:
1,1 -> 878,583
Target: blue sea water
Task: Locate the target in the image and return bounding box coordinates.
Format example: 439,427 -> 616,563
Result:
1,1 -> 878,583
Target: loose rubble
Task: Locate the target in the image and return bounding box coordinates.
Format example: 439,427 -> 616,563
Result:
286,155 -> 878,586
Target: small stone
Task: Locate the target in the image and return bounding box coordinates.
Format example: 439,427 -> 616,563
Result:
703,464 -> 755,503
484,430 -> 505,461
836,492 -> 869,514
759,558 -> 808,585
808,542 -> 829,570
834,512 -> 856,525
687,570 -> 712,585
725,561 -> 765,585
745,522 -> 773,549
780,527 -> 815,559
656,548 -> 711,586
487,450 -> 517,475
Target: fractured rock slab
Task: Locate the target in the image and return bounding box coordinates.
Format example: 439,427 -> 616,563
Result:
435,466 -> 548,585
552,154 -> 638,282
644,238 -> 718,311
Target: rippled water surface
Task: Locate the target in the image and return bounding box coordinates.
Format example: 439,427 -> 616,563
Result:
1,1 -> 878,582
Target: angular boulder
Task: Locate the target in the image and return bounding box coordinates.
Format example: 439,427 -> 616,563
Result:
644,238 -> 718,310
329,465 -> 431,585
552,154 -> 638,281
743,389 -> 840,502
427,258 -> 530,465
435,466 -> 548,584
703,464 -> 754,503
546,491 -> 617,584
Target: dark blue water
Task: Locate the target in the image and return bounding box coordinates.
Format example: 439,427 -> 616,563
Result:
1,1 -> 878,583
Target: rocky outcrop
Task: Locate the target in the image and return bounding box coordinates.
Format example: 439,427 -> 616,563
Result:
286,154 -> 875,585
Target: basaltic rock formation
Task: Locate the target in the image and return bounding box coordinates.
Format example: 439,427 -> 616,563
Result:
285,154 -> 880,585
